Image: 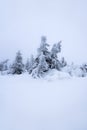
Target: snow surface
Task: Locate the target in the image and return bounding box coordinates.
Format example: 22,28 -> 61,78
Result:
0,73 -> 87,130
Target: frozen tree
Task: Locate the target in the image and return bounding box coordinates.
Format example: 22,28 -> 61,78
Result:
32,52 -> 49,78
38,36 -> 50,56
0,62 -> 3,74
3,59 -> 9,71
80,63 -> 87,77
25,55 -> 35,74
25,58 -> 30,72
50,41 -> 62,70
38,36 -> 51,67
28,55 -> 35,74
38,52 -> 49,73
30,55 -> 34,67
37,36 -> 51,67
0,59 -> 9,74
51,41 -> 61,57
11,51 -> 24,74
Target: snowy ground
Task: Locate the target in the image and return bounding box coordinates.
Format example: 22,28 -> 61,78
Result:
0,73 -> 87,130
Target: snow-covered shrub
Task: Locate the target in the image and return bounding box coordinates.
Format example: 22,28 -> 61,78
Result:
62,63 -> 85,77
60,57 -> 67,68
80,63 -> 87,77
72,67 -> 85,77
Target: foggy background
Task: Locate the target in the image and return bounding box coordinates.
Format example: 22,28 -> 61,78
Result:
0,0 -> 87,64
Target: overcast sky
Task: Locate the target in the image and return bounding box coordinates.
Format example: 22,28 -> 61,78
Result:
0,0 -> 87,64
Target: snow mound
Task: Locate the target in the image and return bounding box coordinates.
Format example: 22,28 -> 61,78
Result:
62,65 -> 85,77
44,69 -> 70,81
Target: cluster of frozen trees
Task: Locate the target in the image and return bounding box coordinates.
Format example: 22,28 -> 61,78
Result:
0,36 -> 87,78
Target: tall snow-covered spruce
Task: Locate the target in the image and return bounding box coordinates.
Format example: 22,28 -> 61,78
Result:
11,51 -> 24,74
31,36 -> 50,78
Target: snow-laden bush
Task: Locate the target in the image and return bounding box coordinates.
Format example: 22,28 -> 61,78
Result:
0,59 -> 9,75
80,63 -> 87,77
62,63 -> 85,77
44,69 -> 70,81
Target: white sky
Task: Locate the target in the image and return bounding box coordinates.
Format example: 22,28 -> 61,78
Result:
0,0 -> 87,64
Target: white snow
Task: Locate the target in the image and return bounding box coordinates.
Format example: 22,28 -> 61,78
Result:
44,69 -> 71,81
0,73 -> 87,130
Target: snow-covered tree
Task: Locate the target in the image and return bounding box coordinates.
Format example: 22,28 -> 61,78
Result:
0,59 -> 9,74
51,41 -> 61,58
50,41 -> 62,70
80,63 -> 87,76
27,55 -> 35,74
25,55 -> 35,74
25,58 -> 30,72
37,36 -> 50,56
11,51 -> 24,74
32,52 -> 49,78
30,55 -> 34,67
0,62 -> 3,74
81,63 -> 87,72
38,52 -> 49,73
31,38 -> 63,77
38,36 -> 52,67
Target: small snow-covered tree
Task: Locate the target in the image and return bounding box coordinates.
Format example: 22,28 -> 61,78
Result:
32,52 -> 49,78
11,51 -> 24,74
25,58 -> 30,72
0,59 -> 9,74
30,55 -> 34,67
31,36 -> 50,75
28,55 -> 35,74
51,41 -> 61,58
0,62 -> 3,74
25,55 -> 35,74
38,52 -> 49,73
81,63 -> 87,72
80,63 -> 87,77
50,41 -> 62,70
3,59 -> 9,71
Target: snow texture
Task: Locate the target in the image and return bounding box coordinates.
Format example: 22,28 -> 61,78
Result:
0,73 -> 87,130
